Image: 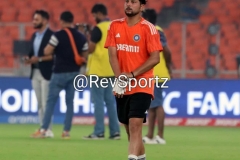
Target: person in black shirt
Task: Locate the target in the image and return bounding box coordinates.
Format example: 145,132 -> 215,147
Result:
31,11 -> 88,139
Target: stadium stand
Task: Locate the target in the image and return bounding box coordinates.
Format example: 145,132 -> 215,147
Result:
0,0 -> 238,78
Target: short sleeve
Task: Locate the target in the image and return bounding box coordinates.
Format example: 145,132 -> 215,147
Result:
104,22 -> 116,48
90,26 -> 102,43
82,42 -> 89,51
147,29 -> 163,53
79,34 -> 88,53
49,34 -> 59,47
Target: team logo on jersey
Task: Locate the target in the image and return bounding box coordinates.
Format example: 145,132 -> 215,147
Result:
133,34 -> 140,42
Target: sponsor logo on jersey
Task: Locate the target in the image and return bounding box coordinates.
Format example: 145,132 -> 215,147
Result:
116,44 -> 140,53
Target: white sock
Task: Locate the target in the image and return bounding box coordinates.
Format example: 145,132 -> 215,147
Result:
128,154 -> 138,160
138,154 -> 146,160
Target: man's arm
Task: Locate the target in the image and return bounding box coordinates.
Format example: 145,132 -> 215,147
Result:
130,27 -> 162,77
27,34 -> 35,58
88,41 -> 96,53
44,34 -> 58,56
159,30 -> 172,75
108,47 -> 121,77
132,51 -> 160,77
28,48 -> 34,58
80,41 -> 89,60
163,45 -> 172,74
88,27 -> 102,54
44,44 -> 55,56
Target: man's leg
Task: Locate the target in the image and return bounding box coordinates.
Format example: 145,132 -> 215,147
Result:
104,79 -> 120,139
124,124 -> 130,142
129,118 -> 145,156
92,85 -> 105,137
41,74 -> 63,131
153,106 -> 166,144
153,84 -> 166,144
40,75 -> 54,137
31,69 -> 43,127
156,106 -> 165,138
31,73 -> 63,138
84,78 -> 105,139
146,108 -> 157,139
128,93 -> 151,160
63,72 -> 78,133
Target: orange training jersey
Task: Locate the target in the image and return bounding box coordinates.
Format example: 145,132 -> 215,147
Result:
104,17 -> 163,98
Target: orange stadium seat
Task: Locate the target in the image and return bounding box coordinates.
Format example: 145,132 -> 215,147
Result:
17,9 -> 34,22
0,37 -> 13,56
224,1 -> 239,11
0,8 -> 17,22
29,1 -> 48,11
5,56 -> 14,68
228,9 -> 240,20
0,0 -> 11,9
46,0 -> 64,9
164,0 -> 175,7
52,9 -> 65,23
24,25 -> 35,40
71,8 -> 86,23
0,55 -> 8,68
63,1 -> 80,10
7,26 -> 19,40
185,74 -> 206,79
0,26 -> 8,36
217,16 -> 232,24
208,1 -> 223,11
199,15 -> 216,25
12,0 -> 30,9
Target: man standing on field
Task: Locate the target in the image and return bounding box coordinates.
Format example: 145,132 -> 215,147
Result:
104,0 -> 162,159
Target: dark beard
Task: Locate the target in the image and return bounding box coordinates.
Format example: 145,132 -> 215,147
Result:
95,18 -> 101,23
125,11 -> 139,17
34,23 -> 43,29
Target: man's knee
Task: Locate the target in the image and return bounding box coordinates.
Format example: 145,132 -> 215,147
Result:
129,118 -> 143,132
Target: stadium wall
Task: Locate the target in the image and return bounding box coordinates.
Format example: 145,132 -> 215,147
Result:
0,77 -> 240,127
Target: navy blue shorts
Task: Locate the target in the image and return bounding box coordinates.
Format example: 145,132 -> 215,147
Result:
150,83 -> 163,108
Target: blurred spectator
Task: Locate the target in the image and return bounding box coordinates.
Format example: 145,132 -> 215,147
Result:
31,11 -> 88,139
142,8 -> 172,145
25,10 -> 54,138
181,1 -> 201,21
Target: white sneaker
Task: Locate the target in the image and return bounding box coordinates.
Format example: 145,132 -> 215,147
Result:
45,130 -> 54,138
155,135 -> 166,144
142,136 -> 158,144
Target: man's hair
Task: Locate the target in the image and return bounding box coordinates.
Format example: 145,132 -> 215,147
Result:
91,3 -> 108,15
34,10 -> 49,20
139,0 -> 147,5
142,9 -> 157,24
60,11 -> 74,23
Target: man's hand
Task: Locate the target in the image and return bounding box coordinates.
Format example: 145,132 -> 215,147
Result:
113,72 -> 134,98
22,56 -> 31,64
113,78 -> 126,98
29,56 -> 39,64
119,72 -> 133,81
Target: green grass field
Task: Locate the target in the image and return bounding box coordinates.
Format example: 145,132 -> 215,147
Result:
0,124 -> 239,160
